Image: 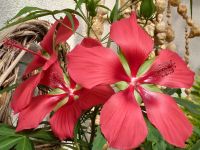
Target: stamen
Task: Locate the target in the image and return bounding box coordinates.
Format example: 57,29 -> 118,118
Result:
3,39 -> 47,60
151,60 -> 176,77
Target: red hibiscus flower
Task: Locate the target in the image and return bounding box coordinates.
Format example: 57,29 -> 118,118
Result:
16,61 -> 114,140
7,15 -> 114,140
67,12 -> 195,149
9,15 -> 79,113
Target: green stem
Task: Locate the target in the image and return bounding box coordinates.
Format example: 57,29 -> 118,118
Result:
74,0 -> 99,39
52,14 -> 85,38
107,0 -> 119,47
119,0 -> 133,11
89,107 -> 99,148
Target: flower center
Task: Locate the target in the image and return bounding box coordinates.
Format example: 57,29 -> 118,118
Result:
69,88 -> 75,96
129,77 -> 139,87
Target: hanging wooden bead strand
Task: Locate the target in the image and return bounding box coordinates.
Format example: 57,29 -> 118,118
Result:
154,0 -> 167,55
184,25 -> 192,98
166,1 -> 176,51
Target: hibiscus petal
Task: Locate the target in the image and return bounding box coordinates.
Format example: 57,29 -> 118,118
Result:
42,52 -> 57,71
56,15 -> 79,44
50,102 -> 81,140
11,73 -> 43,113
16,94 -> 66,131
67,45 -> 130,89
138,86 -> 192,148
23,54 -> 46,77
80,37 -> 102,48
100,87 -> 147,149
40,61 -> 68,90
40,21 -> 58,54
76,85 -> 114,110
140,50 -> 194,88
110,12 -> 153,76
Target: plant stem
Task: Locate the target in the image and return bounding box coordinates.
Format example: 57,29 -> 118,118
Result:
52,15 -> 85,38
89,107 -> 99,148
74,0 -> 99,40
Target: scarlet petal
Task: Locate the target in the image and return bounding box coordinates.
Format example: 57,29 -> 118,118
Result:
80,37 -> 102,48
56,15 -> 79,44
23,54 -> 46,77
67,45 -> 129,89
11,73 -> 43,113
50,102 -> 81,140
76,85 -> 114,110
110,12 -> 153,76
40,61 -> 67,90
42,53 -> 57,71
16,94 -> 66,131
138,87 -> 193,148
100,87 -> 147,149
40,21 -> 58,54
140,50 -> 194,88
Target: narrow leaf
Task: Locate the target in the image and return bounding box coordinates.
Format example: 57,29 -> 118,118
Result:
7,6 -> 46,23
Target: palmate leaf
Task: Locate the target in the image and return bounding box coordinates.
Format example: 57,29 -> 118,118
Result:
175,97 -> 200,116
0,136 -> 23,150
0,124 -> 16,136
0,124 -> 33,150
15,137 -> 34,150
29,128 -> 57,142
143,120 -> 180,150
191,140 -> 200,150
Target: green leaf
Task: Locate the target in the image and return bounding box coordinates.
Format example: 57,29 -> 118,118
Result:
92,127 -> 106,150
145,120 -> 168,150
0,11 -> 51,31
7,6 -> 46,23
15,137 -> 33,150
0,124 -> 16,136
0,7 -> 84,31
0,136 -> 23,150
97,5 -> 111,11
64,12 -> 76,32
110,0 -> 119,23
75,0 -> 85,10
85,0 -> 100,17
0,84 -> 17,94
140,0 -> 156,19
162,88 -> 182,97
29,128 -> 57,142
175,98 -> 200,116
191,140 -> 200,150
194,126 -> 200,137
0,124 -> 33,150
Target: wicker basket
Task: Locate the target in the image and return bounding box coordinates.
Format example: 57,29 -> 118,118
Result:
0,20 -> 50,125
